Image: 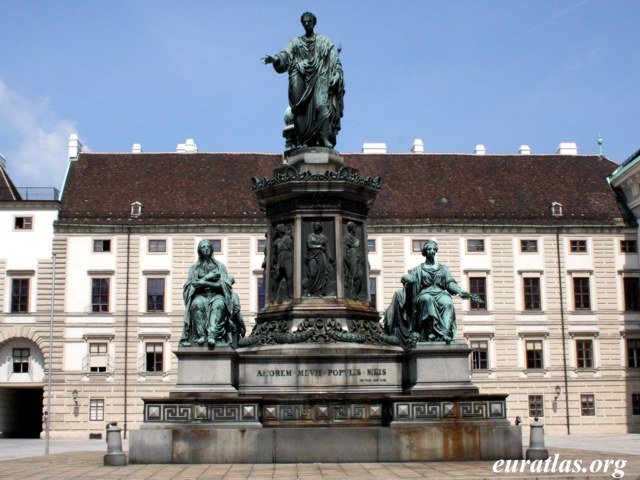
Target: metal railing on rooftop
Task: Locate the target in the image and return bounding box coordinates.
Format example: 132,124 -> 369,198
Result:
0,187 -> 60,201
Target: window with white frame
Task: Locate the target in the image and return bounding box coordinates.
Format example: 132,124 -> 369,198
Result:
581,394 -> 596,416
11,278 -> 30,313
145,342 -> 164,372
572,276 -> 591,311
12,348 -> 30,373
93,239 -> 111,252
257,238 -> 266,254
257,276 -> 266,311
620,240 -> 637,253
412,239 -> 428,253
528,395 -> 544,417
90,399 -> 105,421
369,277 -> 378,309
14,216 -> 33,230
576,339 -> 594,369
466,239 -> 485,253
525,339 -> 544,370
468,276 -> 487,310
367,238 -> 377,253
469,340 -> 489,370
522,276 -> 542,311
148,239 -> 166,253
207,239 -> 222,253
88,342 -> 108,373
520,239 -> 538,253
146,278 -> 165,312
628,338 -> 640,368
623,277 -> 640,311
91,278 -> 110,312
569,239 -> 587,253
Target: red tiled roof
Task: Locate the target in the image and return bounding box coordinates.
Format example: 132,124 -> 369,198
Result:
0,164 -> 22,201
56,152 -> 628,227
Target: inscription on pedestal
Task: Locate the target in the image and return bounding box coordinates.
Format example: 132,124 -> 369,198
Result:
239,347 -> 402,394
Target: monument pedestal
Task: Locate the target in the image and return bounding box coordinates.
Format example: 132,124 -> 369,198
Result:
131,422 -> 522,464
129,148 -> 522,463
130,343 -> 522,463
406,343 -> 479,395
173,347 -> 237,394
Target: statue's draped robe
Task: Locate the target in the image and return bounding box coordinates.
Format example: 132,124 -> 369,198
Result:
273,34 -> 344,147
383,287 -> 413,346
272,232 -> 293,300
304,232 -> 332,296
343,231 -> 362,299
405,263 -> 458,341
181,259 -> 234,344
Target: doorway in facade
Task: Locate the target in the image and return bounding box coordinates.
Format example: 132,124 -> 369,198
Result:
0,386 -> 43,438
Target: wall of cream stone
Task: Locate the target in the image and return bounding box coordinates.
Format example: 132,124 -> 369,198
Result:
8,227 -> 637,438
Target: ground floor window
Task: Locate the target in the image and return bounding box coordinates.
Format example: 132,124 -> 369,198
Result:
528,395 -> 544,418
581,394 -> 596,416
90,399 -> 104,421
12,348 -> 30,373
633,394 -> 640,415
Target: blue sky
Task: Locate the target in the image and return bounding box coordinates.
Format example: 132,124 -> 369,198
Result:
0,0 -> 638,189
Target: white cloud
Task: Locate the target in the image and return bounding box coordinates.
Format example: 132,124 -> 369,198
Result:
0,79 -> 82,190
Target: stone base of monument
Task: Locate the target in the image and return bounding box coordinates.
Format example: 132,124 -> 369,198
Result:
130,422 -> 521,464
129,343 -> 523,463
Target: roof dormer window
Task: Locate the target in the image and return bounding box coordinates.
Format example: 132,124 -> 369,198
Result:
130,201 -> 142,218
551,202 -> 563,217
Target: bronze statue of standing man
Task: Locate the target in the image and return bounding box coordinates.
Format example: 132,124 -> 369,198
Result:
263,12 -> 345,149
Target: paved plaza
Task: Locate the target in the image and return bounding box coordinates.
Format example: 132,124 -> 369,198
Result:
0,434 -> 638,479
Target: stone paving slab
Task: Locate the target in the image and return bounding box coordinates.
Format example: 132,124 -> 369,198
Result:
1,436 -> 639,479
0,449 -> 639,479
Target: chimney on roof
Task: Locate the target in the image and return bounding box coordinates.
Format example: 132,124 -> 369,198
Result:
362,142 -> 387,154
177,138 -> 198,153
0,153 -> 6,168
556,142 -> 578,155
411,139 -> 424,153
132,143 -> 142,153
68,134 -> 83,160
519,145 -> 532,155
474,145 -> 486,155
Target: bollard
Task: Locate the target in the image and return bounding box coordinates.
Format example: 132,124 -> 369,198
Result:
525,417 -> 549,460
104,423 -> 126,466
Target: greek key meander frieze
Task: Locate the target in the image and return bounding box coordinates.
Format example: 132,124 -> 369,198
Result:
252,166 -> 382,192
238,318 -> 400,347
144,400 -> 506,424
145,403 -> 260,423
263,403 -> 382,423
392,400 -> 506,421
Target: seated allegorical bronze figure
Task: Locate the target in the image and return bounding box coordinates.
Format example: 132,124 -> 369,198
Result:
180,239 -> 245,348
384,240 -> 483,346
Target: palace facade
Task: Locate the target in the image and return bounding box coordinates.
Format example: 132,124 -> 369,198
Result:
1,139 -> 639,438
